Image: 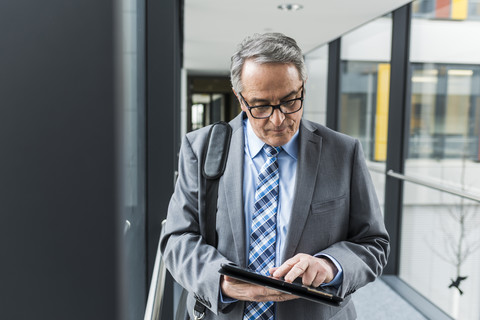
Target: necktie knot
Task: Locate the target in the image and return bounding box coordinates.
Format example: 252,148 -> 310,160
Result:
264,144 -> 281,158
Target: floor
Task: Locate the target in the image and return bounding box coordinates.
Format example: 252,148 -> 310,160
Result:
353,278 -> 427,320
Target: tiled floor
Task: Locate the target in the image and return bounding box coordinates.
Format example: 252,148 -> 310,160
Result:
353,278 -> 427,320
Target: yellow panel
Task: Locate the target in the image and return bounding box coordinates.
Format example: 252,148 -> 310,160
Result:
374,63 -> 390,161
452,0 -> 468,20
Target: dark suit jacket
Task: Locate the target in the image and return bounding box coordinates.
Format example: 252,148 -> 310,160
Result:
160,112 -> 390,319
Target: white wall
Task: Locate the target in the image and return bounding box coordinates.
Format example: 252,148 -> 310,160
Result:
304,44 -> 329,125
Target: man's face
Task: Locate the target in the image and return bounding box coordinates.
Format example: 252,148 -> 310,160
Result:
236,60 -> 304,147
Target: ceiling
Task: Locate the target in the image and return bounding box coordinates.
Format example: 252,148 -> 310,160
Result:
184,0 -> 412,75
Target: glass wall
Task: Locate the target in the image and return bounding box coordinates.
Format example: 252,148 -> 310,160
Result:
339,15 -> 392,162
323,5 -> 480,316
409,64 -> 480,160
399,1 -> 480,318
337,15 -> 393,213
401,185 -> 480,319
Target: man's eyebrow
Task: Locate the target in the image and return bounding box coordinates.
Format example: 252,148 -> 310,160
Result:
279,89 -> 299,100
248,97 -> 271,105
248,89 -> 299,105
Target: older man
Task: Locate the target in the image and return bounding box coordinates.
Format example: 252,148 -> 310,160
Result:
161,33 -> 389,320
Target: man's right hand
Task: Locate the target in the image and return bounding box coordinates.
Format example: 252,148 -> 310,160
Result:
220,275 -> 298,302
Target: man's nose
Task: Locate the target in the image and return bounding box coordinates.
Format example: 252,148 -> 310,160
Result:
269,108 -> 285,126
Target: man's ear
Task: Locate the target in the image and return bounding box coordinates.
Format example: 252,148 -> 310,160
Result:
232,87 -> 240,104
233,87 -> 247,112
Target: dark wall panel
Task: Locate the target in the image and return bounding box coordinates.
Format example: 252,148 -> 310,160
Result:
146,0 -> 183,318
146,0 -> 181,278
327,38 -> 341,131
0,1 -> 117,319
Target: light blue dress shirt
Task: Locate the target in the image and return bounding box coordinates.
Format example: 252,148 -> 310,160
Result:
243,119 -> 298,265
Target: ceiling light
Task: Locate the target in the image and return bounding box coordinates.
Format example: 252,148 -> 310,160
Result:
421,69 -> 438,76
448,69 -> 473,76
277,3 -> 303,11
412,76 -> 438,83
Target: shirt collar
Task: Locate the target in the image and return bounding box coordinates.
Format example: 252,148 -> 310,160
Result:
245,119 -> 299,160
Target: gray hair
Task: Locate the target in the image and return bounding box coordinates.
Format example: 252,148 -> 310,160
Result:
230,33 -> 307,93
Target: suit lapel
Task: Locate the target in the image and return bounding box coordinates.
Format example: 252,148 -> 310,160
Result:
281,120 -> 323,262
221,113 -> 247,266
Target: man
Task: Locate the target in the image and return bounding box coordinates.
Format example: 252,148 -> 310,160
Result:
160,33 -> 389,320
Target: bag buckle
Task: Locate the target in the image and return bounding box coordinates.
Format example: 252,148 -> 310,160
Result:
193,308 -> 205,320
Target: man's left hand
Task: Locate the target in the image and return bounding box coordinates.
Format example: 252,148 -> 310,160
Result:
270,253 -> 338,287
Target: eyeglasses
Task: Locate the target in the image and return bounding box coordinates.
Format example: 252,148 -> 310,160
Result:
239,83 -> 304,119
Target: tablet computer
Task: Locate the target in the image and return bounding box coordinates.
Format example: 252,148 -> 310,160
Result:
219,263 -> 343,306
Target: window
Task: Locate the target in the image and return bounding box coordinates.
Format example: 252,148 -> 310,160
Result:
409,64 -> 480,160
338,14 -> 393,213
399,1 -> 480,318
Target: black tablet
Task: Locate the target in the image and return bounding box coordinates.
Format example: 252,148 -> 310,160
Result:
219,263 -> 343,307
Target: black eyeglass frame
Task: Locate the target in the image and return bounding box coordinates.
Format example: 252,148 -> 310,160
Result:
238,83 -> 304,119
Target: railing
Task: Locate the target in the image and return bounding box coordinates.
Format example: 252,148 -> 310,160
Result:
367,165 -> 480,203
386,169 -> 480,203
144,220 -> 167,320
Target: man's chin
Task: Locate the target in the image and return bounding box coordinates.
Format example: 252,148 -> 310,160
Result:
265,135 -> 291,147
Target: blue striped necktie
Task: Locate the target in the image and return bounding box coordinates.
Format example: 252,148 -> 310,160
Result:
244,145 -> 281,320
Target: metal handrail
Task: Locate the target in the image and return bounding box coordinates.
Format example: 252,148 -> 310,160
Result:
386,169 -> 480,203
144,220 -> 167,320
367,165 -> 480,203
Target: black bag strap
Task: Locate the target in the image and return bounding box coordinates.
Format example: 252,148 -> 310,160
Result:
194,121 -> 232,319
202,121 -> 232,180
201,121 -> 232,247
